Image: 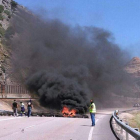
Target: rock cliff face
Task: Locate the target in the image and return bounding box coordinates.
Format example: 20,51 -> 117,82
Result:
125,57 -> 140,77
0,0 -> 18,84
0,0 -> 12,30
0,1 -> 32,85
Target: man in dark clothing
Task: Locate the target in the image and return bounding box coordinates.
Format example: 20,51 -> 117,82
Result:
27,101 -> 33,117
12,100 -> 18,117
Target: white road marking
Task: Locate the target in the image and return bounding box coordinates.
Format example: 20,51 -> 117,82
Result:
0,117 -> 22,122
25,125 -> 36,129
88,119 -> 99,140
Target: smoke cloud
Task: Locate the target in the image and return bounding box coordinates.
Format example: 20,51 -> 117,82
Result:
6,7 -> 133,112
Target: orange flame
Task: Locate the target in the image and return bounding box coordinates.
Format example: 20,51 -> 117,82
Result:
62,106 -> 76,117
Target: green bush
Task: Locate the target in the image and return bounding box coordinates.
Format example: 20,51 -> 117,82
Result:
4,10 -> 10,16
5,26 -> 15,39
0,5 -> 4,13
0,14 -> 4,21
0,27 -> 5,36
0,23 -> 2,27
1,65 -> 5,73
11,1 -> 18,8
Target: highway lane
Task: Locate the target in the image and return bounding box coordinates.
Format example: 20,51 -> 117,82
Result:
92,114 -> 116,140
0,112 -> 116,140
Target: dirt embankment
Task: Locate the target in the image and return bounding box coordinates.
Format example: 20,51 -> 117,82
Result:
118,110 -> 140,130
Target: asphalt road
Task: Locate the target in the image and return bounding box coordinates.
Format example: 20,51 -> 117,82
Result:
0,111 -> 116,140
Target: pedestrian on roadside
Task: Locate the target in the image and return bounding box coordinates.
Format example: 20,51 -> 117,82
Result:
27,100 -> 33,117
89,99 -> 96,126
12,100 -> 18,117
20,102 -> 26,116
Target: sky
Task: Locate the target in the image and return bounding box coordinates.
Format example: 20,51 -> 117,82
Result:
16,0 -> 140,57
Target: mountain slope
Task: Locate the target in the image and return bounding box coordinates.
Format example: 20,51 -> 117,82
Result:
125,57 -> 140,77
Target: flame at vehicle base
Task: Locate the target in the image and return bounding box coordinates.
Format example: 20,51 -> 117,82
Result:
62,106 -> 76,117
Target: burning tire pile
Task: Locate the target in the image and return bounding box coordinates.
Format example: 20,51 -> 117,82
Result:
0,111 -> 89,118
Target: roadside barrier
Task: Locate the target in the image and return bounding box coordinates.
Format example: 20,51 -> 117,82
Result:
111,110 -> 140,140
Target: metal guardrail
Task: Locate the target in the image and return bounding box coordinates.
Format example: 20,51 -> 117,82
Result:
112,110 -> 140,140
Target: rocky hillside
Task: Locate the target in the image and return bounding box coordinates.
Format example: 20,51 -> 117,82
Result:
0,0 -> 17,31
0,0 -> 36,85
125,57 -> 140,77
0,0 -> 17,84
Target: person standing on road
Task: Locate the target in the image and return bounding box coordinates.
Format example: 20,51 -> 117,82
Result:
89,99 -> 96,126
27,100 -> 33,117
12,100 -> 18,117
20,102 -> 26,116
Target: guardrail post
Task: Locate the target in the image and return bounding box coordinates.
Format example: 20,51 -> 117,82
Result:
126,131 -> 129,140
117,124 -> 119,130
121,127 -> 123,134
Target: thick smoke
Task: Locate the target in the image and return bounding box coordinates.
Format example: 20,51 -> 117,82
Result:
6,7 -> 133,112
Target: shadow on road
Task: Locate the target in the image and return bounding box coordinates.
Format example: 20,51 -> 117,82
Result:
81,125 -> 91,127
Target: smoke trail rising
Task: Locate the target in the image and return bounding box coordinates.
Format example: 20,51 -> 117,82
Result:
6,6 -> 133,112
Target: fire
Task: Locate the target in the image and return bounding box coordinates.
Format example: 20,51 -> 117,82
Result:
62,106 -> 76,117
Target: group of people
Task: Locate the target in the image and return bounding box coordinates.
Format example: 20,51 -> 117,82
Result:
12,100 -> 33,117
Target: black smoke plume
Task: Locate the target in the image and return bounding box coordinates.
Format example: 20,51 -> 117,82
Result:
6,7 -> 133,112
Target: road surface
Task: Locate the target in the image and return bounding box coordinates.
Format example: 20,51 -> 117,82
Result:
0,110 -> 116,140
